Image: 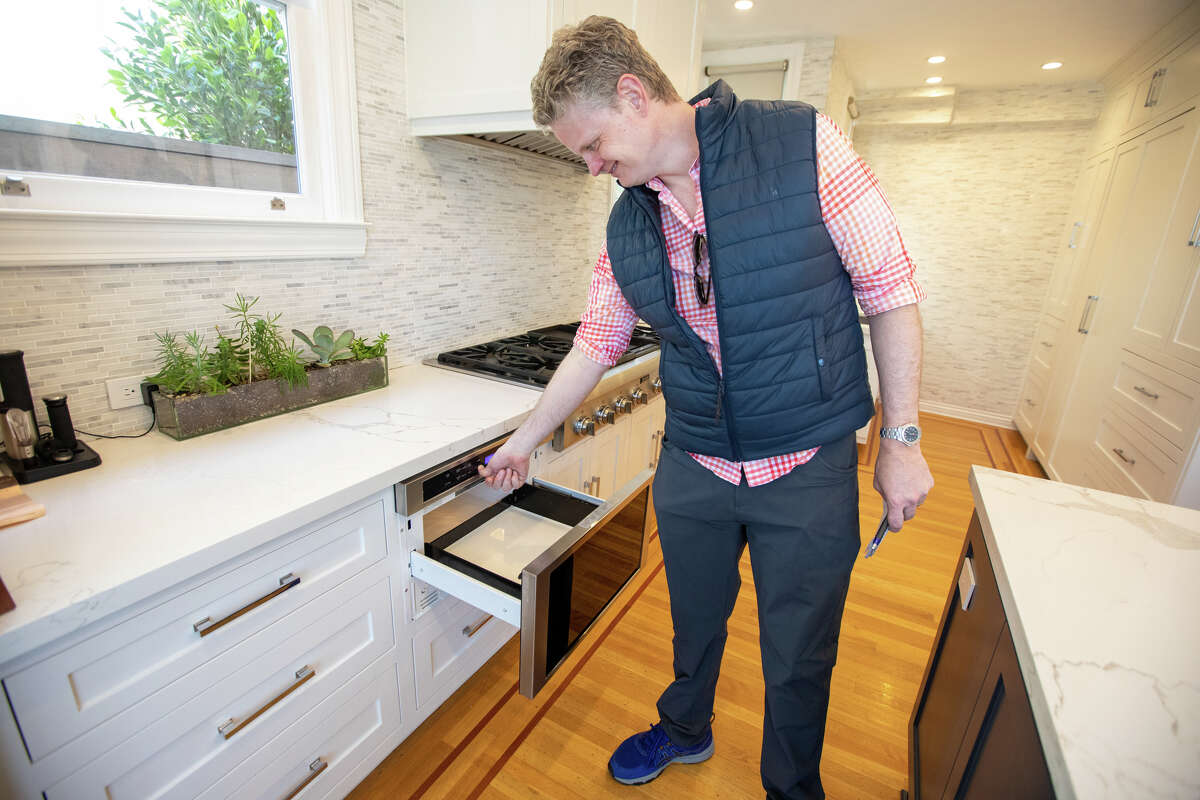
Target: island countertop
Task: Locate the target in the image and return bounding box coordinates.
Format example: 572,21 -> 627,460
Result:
0,363 -> 543,664
969,466 -> 1200,800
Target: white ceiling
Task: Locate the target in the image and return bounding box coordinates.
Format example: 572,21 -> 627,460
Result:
703,0 -> 1194,91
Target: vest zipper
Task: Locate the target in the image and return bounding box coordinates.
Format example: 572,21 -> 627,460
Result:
714,377 -> 724,420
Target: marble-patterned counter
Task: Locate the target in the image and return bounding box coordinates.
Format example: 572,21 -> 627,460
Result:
0,364 -> 544,664
969,466 -> 1200,800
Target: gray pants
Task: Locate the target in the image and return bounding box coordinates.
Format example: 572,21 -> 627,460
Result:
651,433 -> 861,800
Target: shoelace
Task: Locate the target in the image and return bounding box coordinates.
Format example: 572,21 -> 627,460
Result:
638,723 -> 675,762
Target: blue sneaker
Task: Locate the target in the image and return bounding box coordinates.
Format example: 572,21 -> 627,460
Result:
608,722 -> 714,785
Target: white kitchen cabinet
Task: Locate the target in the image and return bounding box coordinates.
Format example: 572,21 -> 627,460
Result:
0,492 -> 407,800
405,0 -> 703,137
1017,19 -> 1200,508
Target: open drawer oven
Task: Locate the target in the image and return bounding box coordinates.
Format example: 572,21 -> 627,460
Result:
396,434 -> 653,698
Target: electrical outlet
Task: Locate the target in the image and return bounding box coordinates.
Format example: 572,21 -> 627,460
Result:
105,376 -> 145,410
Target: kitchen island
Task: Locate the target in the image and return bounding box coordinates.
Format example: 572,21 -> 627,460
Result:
910,467 -> 1200,799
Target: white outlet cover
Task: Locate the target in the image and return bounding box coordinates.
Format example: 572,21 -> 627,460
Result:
105,376 -> 144,410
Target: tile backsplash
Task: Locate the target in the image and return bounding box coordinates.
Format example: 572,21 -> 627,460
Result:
0,0 -> 611,437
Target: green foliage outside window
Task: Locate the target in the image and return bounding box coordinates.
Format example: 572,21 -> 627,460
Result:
101,0 -> 295,153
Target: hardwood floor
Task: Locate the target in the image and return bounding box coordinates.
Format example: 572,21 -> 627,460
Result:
349,414 -> 1046,800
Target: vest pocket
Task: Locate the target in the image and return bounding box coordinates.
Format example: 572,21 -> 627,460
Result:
812,316 -> 832,402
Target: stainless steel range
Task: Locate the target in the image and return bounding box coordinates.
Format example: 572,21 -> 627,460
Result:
428,322 -> 662,452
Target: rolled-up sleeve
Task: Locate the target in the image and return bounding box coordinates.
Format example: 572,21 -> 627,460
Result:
574,243 -> 639,366
816,113 -> 926,316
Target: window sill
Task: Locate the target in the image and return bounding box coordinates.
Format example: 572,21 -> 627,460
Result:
0,209 -> 367,267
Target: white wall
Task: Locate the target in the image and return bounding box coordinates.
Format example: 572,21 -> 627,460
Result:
0,0 -> 611,436
852,83 -> 1105,425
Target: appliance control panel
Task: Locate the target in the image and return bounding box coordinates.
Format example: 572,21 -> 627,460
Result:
553,364 -> 661,452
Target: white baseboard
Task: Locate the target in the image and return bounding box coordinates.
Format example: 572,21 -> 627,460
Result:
920,401 -> 1017,430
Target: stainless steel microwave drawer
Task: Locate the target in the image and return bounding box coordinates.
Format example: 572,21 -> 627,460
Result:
409,470 -> 653,699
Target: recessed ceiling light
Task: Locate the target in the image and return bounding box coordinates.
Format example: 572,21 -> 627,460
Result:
734,0 -> 754,10
1042,61 -> 1063,70
927,56 -> 946,64
925,76 -> 943,84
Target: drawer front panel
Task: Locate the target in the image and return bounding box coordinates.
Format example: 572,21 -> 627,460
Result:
413,599 -> 507,709
1092,409 -> 1179,501
195,663 -> 401,800
1015,370 -> 1047,441
1030,317 -> 1061,374
1112,350 -> 1198,451
8,500 -> 387,762
44,573 -> 394,800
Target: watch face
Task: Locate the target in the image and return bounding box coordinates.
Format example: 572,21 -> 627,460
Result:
903,425 -> 920,444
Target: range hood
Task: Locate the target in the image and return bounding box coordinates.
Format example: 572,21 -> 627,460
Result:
460,131 -> 587,170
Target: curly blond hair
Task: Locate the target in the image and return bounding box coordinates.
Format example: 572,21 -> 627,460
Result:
530,15 -> 681,127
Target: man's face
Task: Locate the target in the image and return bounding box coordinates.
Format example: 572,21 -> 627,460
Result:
551,98 -> 654,186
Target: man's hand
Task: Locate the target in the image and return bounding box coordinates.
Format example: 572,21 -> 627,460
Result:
478,442 -> 530,493
873,440 -> 933,531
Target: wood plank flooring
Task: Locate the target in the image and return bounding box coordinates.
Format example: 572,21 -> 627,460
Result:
349,414 -> 1046,800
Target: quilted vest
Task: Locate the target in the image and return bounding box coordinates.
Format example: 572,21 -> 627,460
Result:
606,80 -> 874,461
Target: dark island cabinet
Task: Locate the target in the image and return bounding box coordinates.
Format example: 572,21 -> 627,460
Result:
907,511 -> 1055,800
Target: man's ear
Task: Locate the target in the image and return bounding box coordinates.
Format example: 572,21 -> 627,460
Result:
616,74 -> 649,115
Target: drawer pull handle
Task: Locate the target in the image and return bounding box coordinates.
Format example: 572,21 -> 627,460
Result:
1040,340 -> 1053,348
1078,295 -> 1099,334
1025,398 -> 1036,407
1188,205 -> 1200,247
219,665 -> 315,740
280,757 -> 328,800
1112,448 -> 1135,466
1133,385 -> 1160,400
193,572 -> 301,637
463,614 -> 493,638
1067,221 -> 1083,249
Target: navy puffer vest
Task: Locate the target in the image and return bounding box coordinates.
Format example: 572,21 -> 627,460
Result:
606,80 -> 874,461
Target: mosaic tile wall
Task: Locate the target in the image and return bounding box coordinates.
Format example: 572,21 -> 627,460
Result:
853,83 -> 1105,423
0,0 -> 611,436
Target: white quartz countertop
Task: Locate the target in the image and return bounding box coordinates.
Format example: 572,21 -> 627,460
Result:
969,467 -> 1200,800
0,364 -> 544,664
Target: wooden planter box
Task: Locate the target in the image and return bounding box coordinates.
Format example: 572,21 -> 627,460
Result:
151,356 -> 388,440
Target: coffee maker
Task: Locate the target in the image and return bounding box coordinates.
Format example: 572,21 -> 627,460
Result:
0,350 -> 101,483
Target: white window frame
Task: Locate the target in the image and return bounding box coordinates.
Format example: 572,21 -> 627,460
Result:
0,0 -> 365,267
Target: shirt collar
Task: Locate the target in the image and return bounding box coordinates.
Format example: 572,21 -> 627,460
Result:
645,96 -> 711,195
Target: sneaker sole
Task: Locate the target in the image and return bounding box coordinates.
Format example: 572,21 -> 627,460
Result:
608,741 -> 715,786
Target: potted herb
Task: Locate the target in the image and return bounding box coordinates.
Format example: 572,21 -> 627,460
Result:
147,294 -> 390,440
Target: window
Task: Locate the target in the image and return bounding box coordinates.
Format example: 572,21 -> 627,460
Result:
0,0 -> 364,266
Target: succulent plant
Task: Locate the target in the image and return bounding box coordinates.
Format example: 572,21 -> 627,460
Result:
292,325 -> 354,367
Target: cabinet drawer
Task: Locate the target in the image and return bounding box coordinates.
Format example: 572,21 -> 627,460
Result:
196,661 -> 402,800
412,598 -> 509,709
1030,317 -> 1061,375
1015,370 -> 1047,441
1154,31 -> 1200,122
1091,407 -> 1179,501
6,499 -> 387,763
44,572 -> 395,800
1112,350 -> 1199,451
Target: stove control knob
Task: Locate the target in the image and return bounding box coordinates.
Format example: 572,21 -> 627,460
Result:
613,396 -> 632,414
573,417 -> 596,436
630,388 -> 648,405
650,377 -> 662,394
594,405 -> 615,425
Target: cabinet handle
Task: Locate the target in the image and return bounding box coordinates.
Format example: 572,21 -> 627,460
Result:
280,757 -> 328,800
463,614 -> 492,637
1067,221 -> 1083,249
1077,295 -> 1099,334
1112,448 -> 1136,466
1040,340 -> 1053,348
193,572 -> 301,637
592,475 -> 601,496
1024,398 -> 1036,407
219,665 -> 315,740
1144,68 -> 1167,107
1133,385 -> 1160,400
1187,206 -> 1200,246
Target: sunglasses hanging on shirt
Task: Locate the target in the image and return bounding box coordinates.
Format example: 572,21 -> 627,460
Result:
692,233 -> 711,305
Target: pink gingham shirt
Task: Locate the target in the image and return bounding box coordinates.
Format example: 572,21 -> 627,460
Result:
575,105 -> 925,486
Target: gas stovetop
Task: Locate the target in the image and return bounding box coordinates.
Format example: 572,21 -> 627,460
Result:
433,322 -> 660,389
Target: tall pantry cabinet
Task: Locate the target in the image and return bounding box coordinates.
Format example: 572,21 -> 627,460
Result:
1017,17 -> 1200,507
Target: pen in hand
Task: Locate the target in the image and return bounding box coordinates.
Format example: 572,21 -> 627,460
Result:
864,503 -> 890,558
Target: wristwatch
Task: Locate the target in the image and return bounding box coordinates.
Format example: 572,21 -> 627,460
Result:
881,423 -> 922,446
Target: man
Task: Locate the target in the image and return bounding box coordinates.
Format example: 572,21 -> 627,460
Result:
480,15 -> 933,800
